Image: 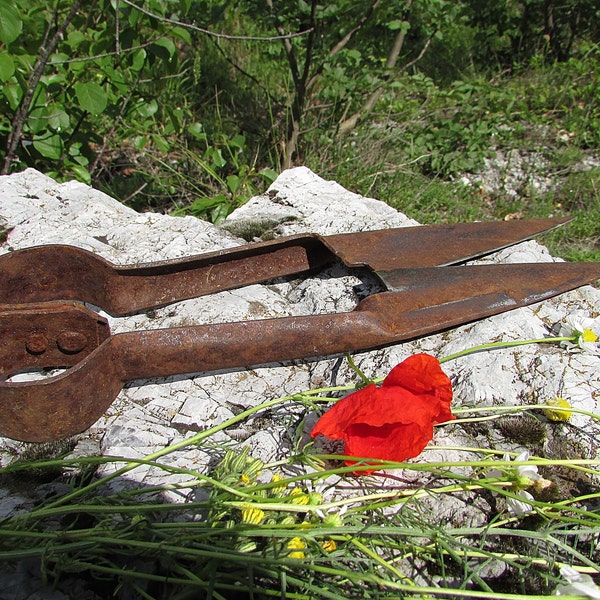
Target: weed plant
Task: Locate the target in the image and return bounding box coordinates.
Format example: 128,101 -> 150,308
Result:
1,338 -> 599,599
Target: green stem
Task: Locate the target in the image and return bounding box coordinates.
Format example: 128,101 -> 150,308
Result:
33,387 -> 348,512
344,352 -> 372,386
439,336 -> 576,363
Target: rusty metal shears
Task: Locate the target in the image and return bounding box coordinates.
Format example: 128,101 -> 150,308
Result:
1,217 -> 599,442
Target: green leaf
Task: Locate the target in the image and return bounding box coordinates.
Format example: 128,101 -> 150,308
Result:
48,106 -> 70,132
187,122 -> 206,140
226,174 -> 241,195
166,106 -> 182,133
133,135 -> 148,151
33,134 -> 64,160
0,51 -> 15,81
127,7 -> 141,27
70,164 -> 92,184
209,148 -> 226,168
298,0 -> 310,15
2,80 -> 21,109
228,134 -> 246,150
49,53 -> 70,66
151,37 -> 176,60
43,72 -> 67,92
136,98 -> 158,118
151,133 -> 170,153
68,142 -> 87,162
388,19 -> 410,33
74,81 -> 108,114
259,168 -> 278,184
170,26 -> 191,44
180,194 -> 227,216
65,30 -> 86,51
26,106 -> 50,134
131,48 -> 146,71
0,2 -> 22,44
211,201 -> 234,225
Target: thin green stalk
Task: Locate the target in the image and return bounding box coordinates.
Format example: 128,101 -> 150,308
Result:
34,393 -> 312,511
345,535 -> 413,584
451,404 -> 600,422
439,336 -> 576,363
344,352 -> 372,386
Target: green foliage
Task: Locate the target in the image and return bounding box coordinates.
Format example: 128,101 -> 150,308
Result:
0,0 -> 189,181
0,0 -> 597,254
522,170 -> 600,262
168,136 -> 278,223
464,0 -> 600,66
0,1 -> 22,45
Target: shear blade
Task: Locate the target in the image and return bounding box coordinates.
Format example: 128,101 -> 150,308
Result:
0,216 -> 570,314
327,216 -> 571,270
375,261 -> 600,339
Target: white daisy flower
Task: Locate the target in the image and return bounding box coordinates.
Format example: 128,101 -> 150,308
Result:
559,315 -> 600,354
507,489 -> 535,516
554,565 -> 600,598
486,451 -> 551,515
513,450 -> 551,490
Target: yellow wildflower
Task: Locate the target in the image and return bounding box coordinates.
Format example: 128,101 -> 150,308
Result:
320,539 -> 337,553
269,473 -> 287,496
286,536 -> 307,559
240,473 -> 251,484
289,487 -> 310,505
240,505 -> 265,525
543,397 -> 573,422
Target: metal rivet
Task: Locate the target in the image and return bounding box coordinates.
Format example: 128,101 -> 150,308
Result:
26,333 -> 48,355
57,331 -> 88,354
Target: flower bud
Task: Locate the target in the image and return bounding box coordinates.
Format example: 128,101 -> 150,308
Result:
543,397 -> 572,422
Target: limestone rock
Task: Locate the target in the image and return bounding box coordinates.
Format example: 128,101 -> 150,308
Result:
0,166 -> 598,495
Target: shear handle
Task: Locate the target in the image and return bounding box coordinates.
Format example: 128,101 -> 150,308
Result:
0,237 -> 331,316
0,301 -> 110,379
4,288 -> 493,442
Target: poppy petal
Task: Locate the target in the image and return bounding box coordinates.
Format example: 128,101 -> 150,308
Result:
310,384 -> 379,440
345,420 -> 433,462
385,353 -> 452,396
310,354 -> 455,467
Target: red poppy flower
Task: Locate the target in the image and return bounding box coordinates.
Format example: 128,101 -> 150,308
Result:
310,354 -> 454,467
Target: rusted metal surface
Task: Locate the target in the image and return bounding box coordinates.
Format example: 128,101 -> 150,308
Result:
0,301 -> 109,378
0,217 -> 570,314
1,217 -> 599,442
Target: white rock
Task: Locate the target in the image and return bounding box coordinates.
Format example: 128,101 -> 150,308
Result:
1,166 -> 599,498
227,165 -> 419,235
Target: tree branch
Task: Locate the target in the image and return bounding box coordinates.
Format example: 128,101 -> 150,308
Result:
1,1 -> 83,175
266,0 -> 320,168
307,0 -> 382,93
120,0 -> 313,42
338,3 -> 438,136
